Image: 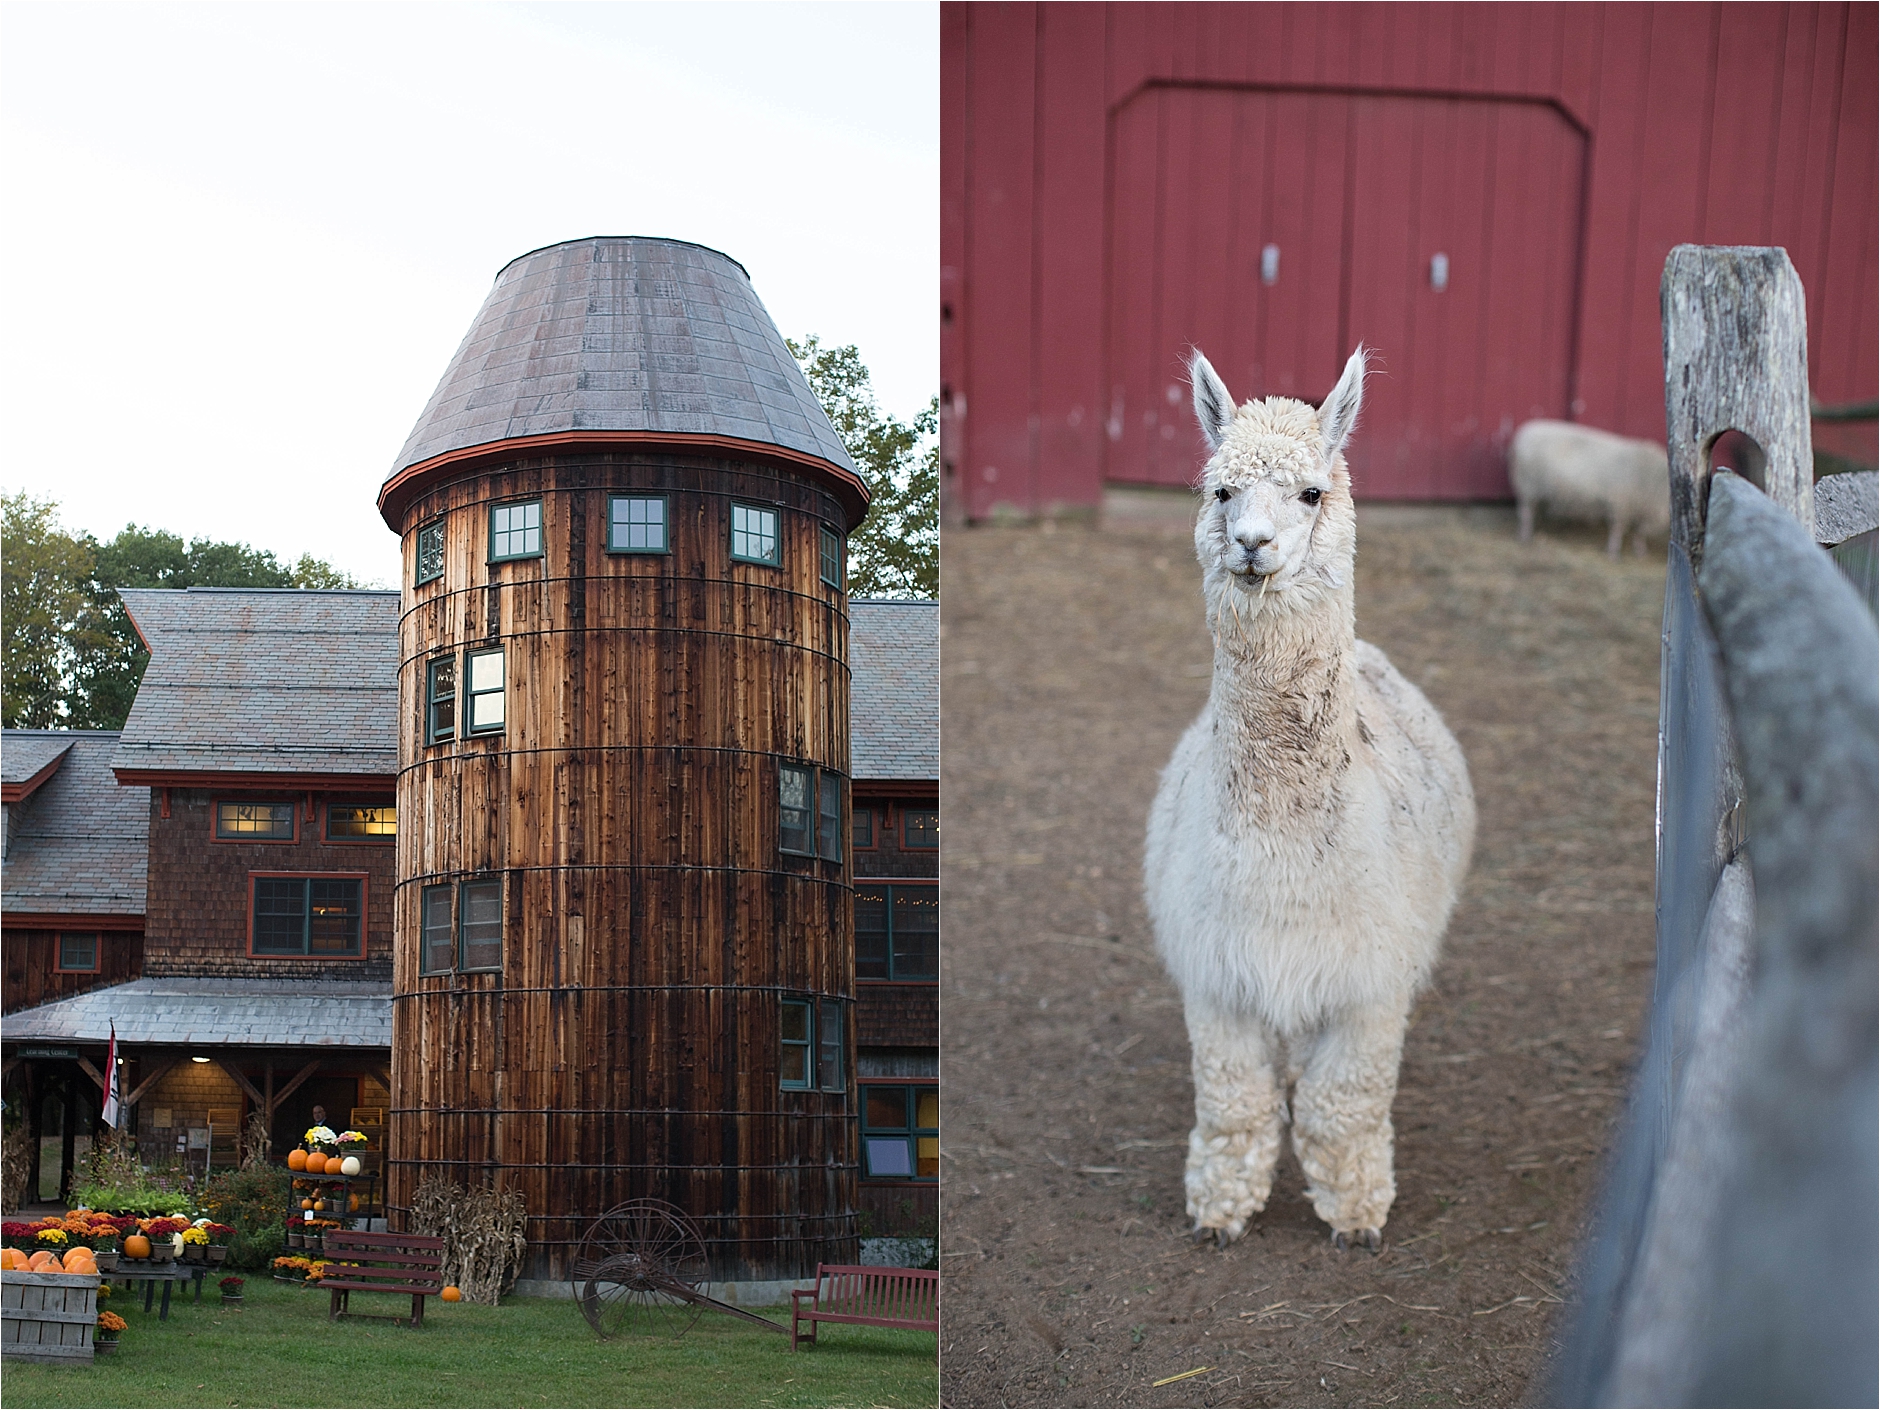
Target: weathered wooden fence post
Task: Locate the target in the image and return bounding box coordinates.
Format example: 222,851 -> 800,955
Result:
1544,246 -> 1878,1407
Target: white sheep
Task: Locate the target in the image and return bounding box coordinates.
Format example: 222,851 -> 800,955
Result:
1510,419 -> 1670,558
1144,347 -> 1475,1251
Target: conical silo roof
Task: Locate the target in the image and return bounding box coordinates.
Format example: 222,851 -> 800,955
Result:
378,236 -> 868,528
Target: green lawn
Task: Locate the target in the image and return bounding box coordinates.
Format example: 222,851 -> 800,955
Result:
2,1278 -> 936,1408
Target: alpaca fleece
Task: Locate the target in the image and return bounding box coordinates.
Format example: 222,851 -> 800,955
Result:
1145,347 -> 1475,1248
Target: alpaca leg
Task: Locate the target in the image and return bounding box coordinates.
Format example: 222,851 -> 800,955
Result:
1289,1004 -> 1408,1248
1517,498 -> 1535,542
1605,516 -> 1624,559
1182,1003 -> 1286,1246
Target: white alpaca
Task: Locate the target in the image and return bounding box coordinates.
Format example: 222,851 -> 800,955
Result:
1144,347 -> 1475,1251
1510,418 -> 1670,559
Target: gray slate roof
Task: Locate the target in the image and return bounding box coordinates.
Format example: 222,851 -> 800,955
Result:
849,600 -> 938,783
3,733 -> 74,789
389,237 -> 858,479
1,977 -> 391,1048
2,731 -> 147,916
112,590 -> 400,779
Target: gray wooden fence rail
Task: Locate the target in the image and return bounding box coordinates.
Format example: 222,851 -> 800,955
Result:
1542,246 -> 1878,1408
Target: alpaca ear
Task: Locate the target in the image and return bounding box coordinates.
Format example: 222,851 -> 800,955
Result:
1188,349 -> 1236,451
1319,344 -> 1367,461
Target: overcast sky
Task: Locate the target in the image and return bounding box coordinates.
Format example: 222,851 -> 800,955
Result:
0,1 -> 937,587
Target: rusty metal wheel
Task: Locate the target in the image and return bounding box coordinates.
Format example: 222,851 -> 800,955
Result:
570,1199 -> 709,1339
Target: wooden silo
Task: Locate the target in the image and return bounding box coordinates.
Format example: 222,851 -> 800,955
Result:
375,236 -> 870,1283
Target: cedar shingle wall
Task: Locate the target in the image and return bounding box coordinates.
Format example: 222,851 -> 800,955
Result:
144,790 -> 395,980
1,929 -> 144,1014
854,795 -> 941,881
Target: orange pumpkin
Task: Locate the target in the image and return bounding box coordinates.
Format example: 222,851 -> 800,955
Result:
61,1252 -> 96,1274
312,1200 -> 326,1212
122,1234 -> 152,1260
440,1285 -> 462,1302
1,1248 -> 25,1270
287,1149 -> 308,1171
28,1251 -> 59,1272
348,1195 -> 360,1212
305,1152 -> 328,1174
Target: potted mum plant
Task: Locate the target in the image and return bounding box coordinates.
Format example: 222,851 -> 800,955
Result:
219,1275 -> 245,1305
95,1310 -> 127,1353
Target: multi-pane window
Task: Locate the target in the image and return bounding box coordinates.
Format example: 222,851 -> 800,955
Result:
489,501 -> 543,561
781,997 -> 847,1092
780,763 -> 845,860
459,878 -> 504,971
415,520 -> 445,586
819,525 -> 843,588
216,803 -> 295,841
861,1085 -> 938,1180
852,807 -> 875,849
818,773 -> 842,860
420,884 -> 454,975
855,884 -> 938,981
730,503 -> 781,565
465,648 -> 505,735
327,805 -> 396,840
56,933 -> 99,973
903,809 -> 939,849
252,876 -> 363,957
426,657 -> 457,744
609,495 -> 669,553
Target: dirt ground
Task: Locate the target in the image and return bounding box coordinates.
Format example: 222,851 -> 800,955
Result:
938,505 -> 1668,1409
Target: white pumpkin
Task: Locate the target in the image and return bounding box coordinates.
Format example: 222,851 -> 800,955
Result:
339,1155 -> 362,1176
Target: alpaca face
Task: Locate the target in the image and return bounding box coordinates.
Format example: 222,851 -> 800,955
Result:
1187,346 -> 1367,608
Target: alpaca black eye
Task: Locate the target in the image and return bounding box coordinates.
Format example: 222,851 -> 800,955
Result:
1300,487 -> 1323,506
1215,487 -> 1231,503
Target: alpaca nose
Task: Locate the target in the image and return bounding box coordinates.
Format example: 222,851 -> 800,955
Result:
1235,521 -> 1275,552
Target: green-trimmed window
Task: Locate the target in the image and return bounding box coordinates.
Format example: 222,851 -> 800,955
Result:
327,805 -> 396,840
415,520 -> 445,586
817,997 -> 846,1092
904,808 -> 939,849
425,656 -> 457,744
252,876 -> 362,957
819,525 -> 843,588
608,495 -> 669,553
56,933 -> 99,973
459,878 -> 503,971
420,884 -> 454,975
780,997 -> 846,1092
489,501 -> 543,561
861,1085 -> 938,1180
818,772 -> 842,860
217,803 -> 295,841
465,648 -> 505,735
779,763 -> 815,855
730,503 -> 780,565
780,998 -> 814,1090
852,806 -> 875,849
855,883 -> 937,981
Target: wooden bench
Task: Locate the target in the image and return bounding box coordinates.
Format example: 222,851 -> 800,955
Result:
790,1264 -> 937,1351
318,1230 -> 445,1327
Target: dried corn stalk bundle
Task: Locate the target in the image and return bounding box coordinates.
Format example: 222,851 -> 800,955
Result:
240,1113 -> 273,1170
1,1123 -> 30,1213
408,1176 -> 528,1305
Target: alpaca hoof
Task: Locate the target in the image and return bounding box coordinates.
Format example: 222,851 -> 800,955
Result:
1332,1227 -> 1382,1253
1192,1222 -> 1242,1249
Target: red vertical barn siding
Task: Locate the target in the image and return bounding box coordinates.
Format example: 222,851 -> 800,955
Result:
943,1 -> 1878,520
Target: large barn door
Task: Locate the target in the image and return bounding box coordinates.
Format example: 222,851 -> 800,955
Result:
1345,96 -> 1586,498
1104,88 -> 1584,498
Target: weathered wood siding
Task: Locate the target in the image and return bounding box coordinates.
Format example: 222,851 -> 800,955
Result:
388,452 -> 858,1282
1,929 -> 143,1014
143,790 -> 395,979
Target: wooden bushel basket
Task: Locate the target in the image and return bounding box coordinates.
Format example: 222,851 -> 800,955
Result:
1,1270 -> 100,1364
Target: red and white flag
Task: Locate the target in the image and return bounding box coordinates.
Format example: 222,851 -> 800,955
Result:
101,1023 -> 121,1128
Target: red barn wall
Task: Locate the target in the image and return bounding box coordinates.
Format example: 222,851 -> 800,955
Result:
942,1 -> 1879,517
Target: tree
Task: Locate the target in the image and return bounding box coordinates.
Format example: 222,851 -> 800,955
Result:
788,336 -> 938,599
1,494 -> 101,727
0,497 -> 360,729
